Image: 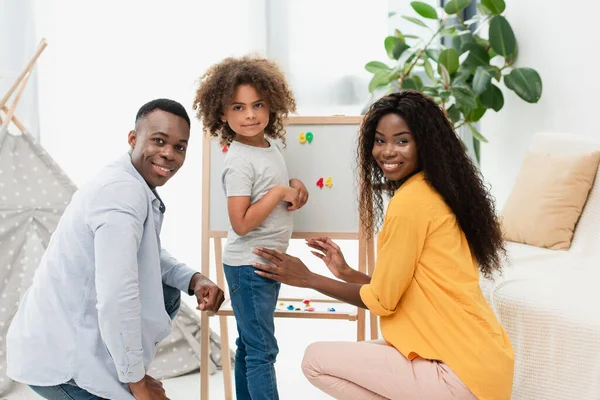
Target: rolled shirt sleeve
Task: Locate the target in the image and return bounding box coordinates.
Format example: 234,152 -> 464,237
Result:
87,181 -> 147,383
160,248 -> 199,295
360,214 -> 427,317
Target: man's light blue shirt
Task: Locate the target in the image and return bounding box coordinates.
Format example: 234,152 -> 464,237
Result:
7,153 -> 198,399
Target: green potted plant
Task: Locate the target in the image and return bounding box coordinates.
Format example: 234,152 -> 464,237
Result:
365,0 -> 542,163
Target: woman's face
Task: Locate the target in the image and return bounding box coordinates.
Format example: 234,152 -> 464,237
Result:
371,113 -> 419,182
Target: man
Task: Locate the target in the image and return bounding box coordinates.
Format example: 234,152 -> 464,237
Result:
7,99 -> 224,400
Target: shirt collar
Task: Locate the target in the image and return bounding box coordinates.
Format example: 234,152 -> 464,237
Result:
117,153 -> 166,214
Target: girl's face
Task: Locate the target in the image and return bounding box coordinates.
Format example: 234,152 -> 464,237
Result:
221,84 -> 270,145
371,113 -> 419,182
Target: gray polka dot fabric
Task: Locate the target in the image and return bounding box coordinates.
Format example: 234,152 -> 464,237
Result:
148,302 -> 234,380
0,127 -> 77,395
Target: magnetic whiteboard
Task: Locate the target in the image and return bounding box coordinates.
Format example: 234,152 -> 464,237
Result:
207,117 -> 363,234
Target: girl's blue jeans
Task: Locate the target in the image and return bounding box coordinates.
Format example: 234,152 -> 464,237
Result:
224,264 -> 281,400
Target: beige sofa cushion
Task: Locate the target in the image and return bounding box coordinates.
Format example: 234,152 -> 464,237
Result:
501,150 -> 600,250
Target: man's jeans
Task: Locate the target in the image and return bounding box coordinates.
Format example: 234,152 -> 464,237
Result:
29,283 -> 181,400
224,264 -> 280,400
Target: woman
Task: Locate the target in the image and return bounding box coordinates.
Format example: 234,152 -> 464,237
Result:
252,90 -> 514,399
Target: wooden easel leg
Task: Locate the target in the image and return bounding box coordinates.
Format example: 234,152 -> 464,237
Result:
214,238 -> 233,399
367,234 -> 378,340
200,311 -> 210,400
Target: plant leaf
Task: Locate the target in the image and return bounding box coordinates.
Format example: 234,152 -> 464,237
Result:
402,78 -> 418,90
504,68 -> 543,103
477,3 -> 492,16
489,16 -> 516,57
473,34 -> 489,49
423,58 -> 435,80
402,15 -> 429,28
444,0 -> 472,15
452,68 -> 471,86
464,16 -> 481,26
473,136 -> 481,164
411,2 -> 439,19
425,48 -> 440,62
480,83 -> 504,111
438,48 -> 460,75
439,63 -> 451,87
468,104 -> 487,122
368,71 -> 391,93
413,75 -> 424,90
447,104 -> 461,123
462,43 -> 491,69
365,61 -> 391,73
441,25 -> 459,36
466,122 -> 489,143
481,0 -> 506,14
451,85 -> 478,109
422,86 -> 440,97
452,31 -> 474,54
384,36 -> 410,60
472,66 -> 493,95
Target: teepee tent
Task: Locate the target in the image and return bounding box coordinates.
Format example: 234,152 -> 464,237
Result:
0,40 -> 232,396
0,39 -> 78,395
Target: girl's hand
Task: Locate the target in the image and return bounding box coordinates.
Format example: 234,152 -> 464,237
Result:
279,186 -> 300,209
288,178 -> 309,211
252,248 -> 313,288
305,237 -> 351,280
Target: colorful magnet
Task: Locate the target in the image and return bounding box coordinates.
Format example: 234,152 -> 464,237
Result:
295,308 -> 301,311
302,299 -> 311,305
279,302 -> 285,306
305,307 -> 315,312
327,307 -> 336,312
325,176 -> 333,188
221,144 -> 228,153
316,178 -> 324,189
306,131 -> 314,143
287,305 -> 294,311
298,132 -> 307,143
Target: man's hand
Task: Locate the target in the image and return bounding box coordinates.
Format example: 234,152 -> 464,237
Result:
288,178 -> 309,211
189,273 -> 225,314
129,375 -> 169,400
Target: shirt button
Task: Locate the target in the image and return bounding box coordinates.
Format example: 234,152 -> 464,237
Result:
125,347 -> 130,351
120,371 -> 124,375
128,372 -> 133,376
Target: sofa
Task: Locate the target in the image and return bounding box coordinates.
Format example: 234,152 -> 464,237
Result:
480,132 -> 600,400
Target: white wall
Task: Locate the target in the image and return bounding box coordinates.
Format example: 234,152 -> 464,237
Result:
31,1 -> 269,276
266,0 -> 389,116
480,0 -> 600,210
0,0 -> 40,137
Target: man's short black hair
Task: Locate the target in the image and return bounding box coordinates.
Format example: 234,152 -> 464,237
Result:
135,98 -> 191,127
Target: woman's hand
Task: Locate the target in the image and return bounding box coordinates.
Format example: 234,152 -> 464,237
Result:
305,237 -> 351,280
252,248 -> 314,288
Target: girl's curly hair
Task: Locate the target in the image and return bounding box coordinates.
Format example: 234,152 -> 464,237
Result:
192,55 -> 296,146
358,90 -> 505,278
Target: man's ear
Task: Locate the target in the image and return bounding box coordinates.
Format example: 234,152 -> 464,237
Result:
127,130 -> 137,149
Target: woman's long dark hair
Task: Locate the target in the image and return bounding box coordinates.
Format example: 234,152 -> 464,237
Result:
358,90 -> 505,278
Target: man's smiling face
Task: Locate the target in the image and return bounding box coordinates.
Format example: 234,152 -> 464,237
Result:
128,109 -> 190,189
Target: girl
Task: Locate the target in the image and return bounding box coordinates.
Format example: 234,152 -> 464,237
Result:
253,90 -> 514,400
193,55 -> 308,400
